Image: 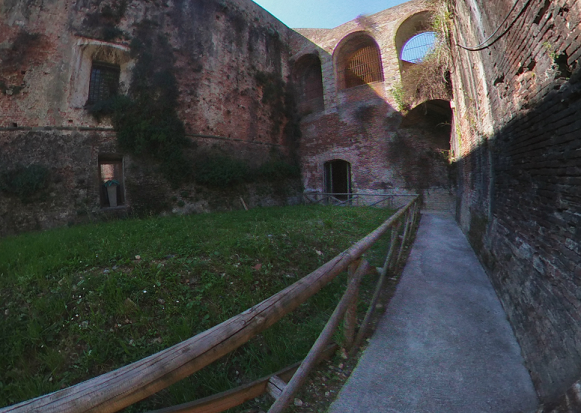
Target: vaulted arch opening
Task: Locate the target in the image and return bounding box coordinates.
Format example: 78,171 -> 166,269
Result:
395,11 -> 434,75
335,33 -> 384,90
293,54 -> 324,115
389,99 -> 453,192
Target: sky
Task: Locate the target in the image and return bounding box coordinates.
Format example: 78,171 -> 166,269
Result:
251,0 -> 409,29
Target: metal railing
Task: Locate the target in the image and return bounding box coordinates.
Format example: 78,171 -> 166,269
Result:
1,197 -> 421,413
303,192 -> 418,210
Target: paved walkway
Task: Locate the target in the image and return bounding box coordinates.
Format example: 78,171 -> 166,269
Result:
329,212 -> 539,413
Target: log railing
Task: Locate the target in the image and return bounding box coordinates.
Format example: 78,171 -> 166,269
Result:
0,196 -> 421,413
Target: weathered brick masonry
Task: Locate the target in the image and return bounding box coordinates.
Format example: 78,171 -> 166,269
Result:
450,0 -> 581,407
3,0 -> 581,408
0,0 -> 300,235
1,0 -> 454,235
290,1 -> 453,196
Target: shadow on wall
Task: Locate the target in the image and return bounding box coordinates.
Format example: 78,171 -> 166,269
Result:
390,99 -> 452,189
455,66 -> 581,409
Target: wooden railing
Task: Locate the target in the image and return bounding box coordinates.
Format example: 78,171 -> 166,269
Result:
0,196 -> 421,413
303,192 -> 418,210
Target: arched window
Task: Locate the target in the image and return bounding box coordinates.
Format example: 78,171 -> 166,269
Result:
400,32 -> 436,63
394,11 -> 434,73
324,160 -> 351,198
335,33 -> 384,90
293,54 -> 324,114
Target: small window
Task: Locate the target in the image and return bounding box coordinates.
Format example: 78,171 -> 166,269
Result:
99,156 -> 124,208
87,62 -> 120,105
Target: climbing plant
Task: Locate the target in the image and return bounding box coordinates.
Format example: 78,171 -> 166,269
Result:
397,0 -> 453,108
90,21 -> 190,186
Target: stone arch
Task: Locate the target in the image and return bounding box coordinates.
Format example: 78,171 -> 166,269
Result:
393,99 -> 453,189
394,11 -> 434,74
293,53 -> 324,115
334,32 -> 384,90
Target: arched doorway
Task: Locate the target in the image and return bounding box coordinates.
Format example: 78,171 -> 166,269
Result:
324,160 -> 351,199
390,99 -> 454,209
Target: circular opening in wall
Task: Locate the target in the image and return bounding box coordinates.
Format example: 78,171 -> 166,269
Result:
401,32 -> 436,63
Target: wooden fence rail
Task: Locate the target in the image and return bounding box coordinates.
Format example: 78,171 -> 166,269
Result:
0,196 -> 420,413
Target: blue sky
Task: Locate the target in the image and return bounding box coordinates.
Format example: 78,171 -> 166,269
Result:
251,0 -> 409,29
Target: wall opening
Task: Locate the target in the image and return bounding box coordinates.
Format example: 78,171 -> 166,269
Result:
401,32 -> 436,63
70,40 -> 131,109
87,61 -> 120,105
335,33 -> 384,90
293,54 -> 324,115
324,160 -> 351,199
394,11 -> 434,74
391,99 -> 453,190
99,155 -> 125,208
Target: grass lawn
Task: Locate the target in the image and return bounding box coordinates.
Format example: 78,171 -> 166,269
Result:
0,205 -> 395,412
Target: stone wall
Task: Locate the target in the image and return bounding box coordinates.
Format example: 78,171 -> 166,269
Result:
0,0 -> 301,235
450,0 -> 581,406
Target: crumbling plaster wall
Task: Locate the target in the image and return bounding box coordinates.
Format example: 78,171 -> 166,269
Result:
0,0 -> 295,139
290,0 -> 452,195
450,0 -> 581,407
0,0 -> 300,235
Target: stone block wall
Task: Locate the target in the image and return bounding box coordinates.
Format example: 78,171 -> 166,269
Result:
450,0 -> 581,406
0,0 -> 301,235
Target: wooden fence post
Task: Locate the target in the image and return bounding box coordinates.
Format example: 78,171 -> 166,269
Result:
267,260 -> 371,413
343,260 -> 360,350
350,227 -> 398,355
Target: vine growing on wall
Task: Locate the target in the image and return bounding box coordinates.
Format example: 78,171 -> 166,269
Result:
82,0 -> 129,41
90,21 -> 190,186
397,0 -> 453,108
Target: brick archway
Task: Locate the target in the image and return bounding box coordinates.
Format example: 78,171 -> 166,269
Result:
334,32 -> 384,91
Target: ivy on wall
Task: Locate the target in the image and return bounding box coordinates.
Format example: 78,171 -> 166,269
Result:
82,0 -> 128,41
90,21 -> 191,187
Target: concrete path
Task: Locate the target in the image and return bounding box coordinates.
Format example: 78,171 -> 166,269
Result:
329,212 -> 538,413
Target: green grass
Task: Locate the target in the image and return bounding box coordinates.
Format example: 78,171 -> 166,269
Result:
0,205 -> 395,411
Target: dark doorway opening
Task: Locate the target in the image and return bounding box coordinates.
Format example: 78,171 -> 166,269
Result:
324,160 -> 351,200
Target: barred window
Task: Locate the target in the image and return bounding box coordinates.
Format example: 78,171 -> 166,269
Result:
344,45 -> 383,88
336,34 -> 384,90
87,62 -> 120,105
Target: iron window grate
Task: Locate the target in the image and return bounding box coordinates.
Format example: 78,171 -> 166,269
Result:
344,45 -> 383,89
87,62 -> 120,105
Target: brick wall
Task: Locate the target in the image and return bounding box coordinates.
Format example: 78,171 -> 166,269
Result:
0,0 -> 301,235
451,0 -> 581,406
291,0 -> 453,196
